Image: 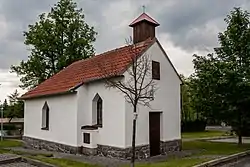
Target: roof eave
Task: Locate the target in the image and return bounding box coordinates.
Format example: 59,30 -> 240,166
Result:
129,20 -> 160,27
20,90 -> 77,100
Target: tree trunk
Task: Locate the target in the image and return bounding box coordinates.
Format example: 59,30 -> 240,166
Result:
131,106 -> 137,167
238,133 -> 242,145
238,110 -> 243,145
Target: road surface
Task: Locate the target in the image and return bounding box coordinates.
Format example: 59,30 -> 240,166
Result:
235,157 -> 250,167
0,162 -> 36,166
221,157 -> 250,167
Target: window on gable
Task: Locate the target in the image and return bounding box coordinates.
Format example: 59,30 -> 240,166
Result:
152,61 -> 160,80
42,101 -> 49,130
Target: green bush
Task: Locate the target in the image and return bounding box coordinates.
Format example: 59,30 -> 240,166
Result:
3,124 -> 17,131
181,119 -> 207,132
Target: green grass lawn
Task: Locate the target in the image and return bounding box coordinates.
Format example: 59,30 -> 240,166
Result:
0,140 -> 23,148
28,156 -> 98,167
0,139 -> 249,167
136,158 -> 212,167
183,140 -> 250,155
0,140 -> 97,167
135,140 -> 250,167
182,131 -> 227,139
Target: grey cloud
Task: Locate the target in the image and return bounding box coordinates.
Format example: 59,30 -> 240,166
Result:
0,0 -> 120,70
0,69 -> 20,88
154,0 -> 250,51
0,0 -> 53,22
0,0 -> 58,70
0,0 -> 250,71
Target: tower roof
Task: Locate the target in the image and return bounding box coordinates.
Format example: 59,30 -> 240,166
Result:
129,13 -> 160,27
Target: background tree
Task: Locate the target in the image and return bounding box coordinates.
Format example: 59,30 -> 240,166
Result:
0,99 -> 8,118
189,54 -> 224,124
11,0 -> 97,89
99,40 -> 156,167
191,7 -> 250,144
215,7 -> 250,144
2,99 -> 8,114
4,90 -> 24,121
180,74 -> 192,121
8,90 -> 20,105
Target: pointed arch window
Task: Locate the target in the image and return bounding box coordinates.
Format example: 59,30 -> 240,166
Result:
92,93 -> 103,128
97,98 -> 103,126
42,101 -> 49,130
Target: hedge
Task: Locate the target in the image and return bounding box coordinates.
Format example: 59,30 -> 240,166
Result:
181,119 -> 207,132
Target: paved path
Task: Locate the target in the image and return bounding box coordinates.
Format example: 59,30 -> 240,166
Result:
0,154 -> 36,167
0,162 -> 36,167
233,157 -> 250,167
206,126 -> 231,132
182,136 -> 234,142
0,154 -> 20,162
9,147 -> 196,167
219,157 -> 250,167
9,147 -> 129,167
209,137 -> 250,144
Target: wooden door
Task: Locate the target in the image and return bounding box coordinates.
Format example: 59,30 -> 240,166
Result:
149,112 -> 161,156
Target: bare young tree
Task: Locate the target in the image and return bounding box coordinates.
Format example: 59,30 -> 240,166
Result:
99,39 -> 157,167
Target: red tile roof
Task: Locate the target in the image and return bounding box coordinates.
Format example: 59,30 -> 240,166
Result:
129,13 -> 160,27
21,39 -> 155,99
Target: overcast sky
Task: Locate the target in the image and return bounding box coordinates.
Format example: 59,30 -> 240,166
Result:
0,0 -> 249,102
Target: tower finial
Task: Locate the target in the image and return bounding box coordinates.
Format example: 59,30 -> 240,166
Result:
142,5 -> 146,13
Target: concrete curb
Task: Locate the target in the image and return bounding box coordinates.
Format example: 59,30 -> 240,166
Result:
193,150 -> 250,167
198,136 -> 235,141
182,136 -> 235,142
0,156 -> 22,165
22,157 -> 57,167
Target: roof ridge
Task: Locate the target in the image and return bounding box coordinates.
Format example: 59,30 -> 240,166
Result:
72,39 -> 152,65
71,44 -> 129,66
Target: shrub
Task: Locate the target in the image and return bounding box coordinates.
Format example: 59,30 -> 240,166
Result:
181,119 -> 207,132
3,124 -> 17,131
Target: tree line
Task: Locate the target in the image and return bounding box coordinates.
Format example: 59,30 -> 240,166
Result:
0,90 -> 24,120
181,7 -> 250,144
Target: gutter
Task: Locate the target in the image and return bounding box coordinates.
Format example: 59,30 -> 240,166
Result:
20,90 -> 77,100
20,75 -> 124,100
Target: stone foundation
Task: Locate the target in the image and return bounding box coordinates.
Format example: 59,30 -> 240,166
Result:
160,139 -> 182,154
23,136 -> 181,159
23,136 -> 80,154
97,139 -> 182,160
80,146 -> 97,156
97,144 -> 150,160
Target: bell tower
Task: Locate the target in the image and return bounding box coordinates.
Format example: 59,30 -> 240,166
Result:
129,9 -> 159,44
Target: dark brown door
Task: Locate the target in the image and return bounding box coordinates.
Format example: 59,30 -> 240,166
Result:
149,112 -> 161,156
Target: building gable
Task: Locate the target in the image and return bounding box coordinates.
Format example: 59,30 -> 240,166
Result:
155,40 -> 182,84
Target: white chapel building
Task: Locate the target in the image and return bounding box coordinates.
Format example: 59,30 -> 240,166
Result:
21,12 -> 182,159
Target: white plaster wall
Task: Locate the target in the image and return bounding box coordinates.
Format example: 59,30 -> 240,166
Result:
24,94 -> 78,146
76,81 -> 126,148
76,85 -> 90,147
125,42 -> 181,147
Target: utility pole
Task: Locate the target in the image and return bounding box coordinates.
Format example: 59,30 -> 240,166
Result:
0,103 -> 3,141
0,84 -> 2,141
